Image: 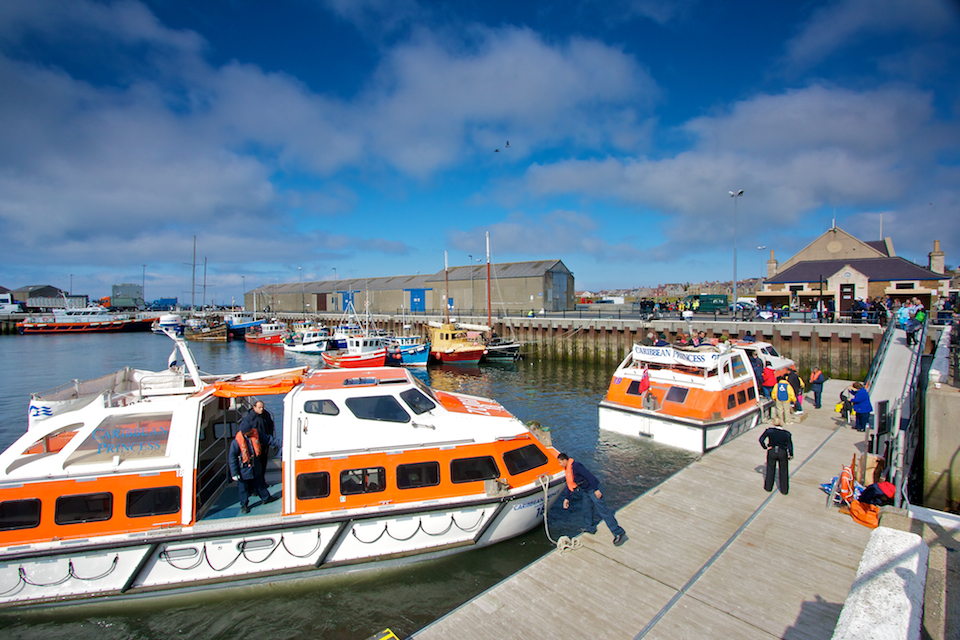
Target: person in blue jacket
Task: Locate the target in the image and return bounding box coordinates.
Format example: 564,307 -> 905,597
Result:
228,422 -> 282,514
558,453 -> 627,546
850,381 -> 873,432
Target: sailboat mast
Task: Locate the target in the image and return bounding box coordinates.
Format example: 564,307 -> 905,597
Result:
191,236 -> 196,312
444,251 -> 450,324
486,232 -> 492,329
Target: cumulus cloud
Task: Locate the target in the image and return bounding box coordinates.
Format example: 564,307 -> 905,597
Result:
783,0 -> 958,70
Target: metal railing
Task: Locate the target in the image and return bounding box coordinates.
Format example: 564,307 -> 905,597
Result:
889,318 -> 928,508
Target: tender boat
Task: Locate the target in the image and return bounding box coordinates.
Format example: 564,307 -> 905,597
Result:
224,311 -> 264,338
598,341 -> 785,453
428,323 -> 487,364
0,330 -> 564,609
17,307 -> 154,334
482,336 -> 522,362
283,329 -> 336,355
384,335 -> 431,367
321,335 -> 387,368
244,320 -> 287,345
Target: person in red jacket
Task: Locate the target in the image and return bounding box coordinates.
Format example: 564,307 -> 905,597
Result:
761,361 -> 777,399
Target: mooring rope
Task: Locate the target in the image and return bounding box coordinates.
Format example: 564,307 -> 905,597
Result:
537,475 -> 581,554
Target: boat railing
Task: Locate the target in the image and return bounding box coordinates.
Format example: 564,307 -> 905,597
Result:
197,436 -> 230,510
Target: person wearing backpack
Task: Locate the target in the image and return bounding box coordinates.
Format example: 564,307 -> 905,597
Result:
773,375 -> 796,426
787,366 -> 805,414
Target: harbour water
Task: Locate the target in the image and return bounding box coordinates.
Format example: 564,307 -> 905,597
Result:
0,333 -> 696,639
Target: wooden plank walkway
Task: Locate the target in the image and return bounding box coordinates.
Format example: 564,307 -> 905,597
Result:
413,379 -> 873,640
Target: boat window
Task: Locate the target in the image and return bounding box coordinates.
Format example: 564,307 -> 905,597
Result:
737,390 -> 747,405
411,377 -> 440,404
626,379 -> 648,396
747,387 -> 756,400
55,492 -> 113,525
346,396 -> 410,423
400,389 -> 436,415
731,356 -> 748,378
451,456 -> 500,483
664,387 -> 689,404
503,444 -> 549,475
0,498 -> 41,531
397,462 -> 440,489
727,394 -> 737,409
126,486 -> 181,518
343,377 -> 378,387
64,412 -> 173,467
296,472 -> 331,500
340,467 -> 385,495
762,346 -> 780,357
304,400 -> 339,416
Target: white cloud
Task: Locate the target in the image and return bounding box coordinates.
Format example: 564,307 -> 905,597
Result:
783,0 -> 958,70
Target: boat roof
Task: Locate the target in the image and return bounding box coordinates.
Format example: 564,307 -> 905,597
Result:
301,367 -> 410,391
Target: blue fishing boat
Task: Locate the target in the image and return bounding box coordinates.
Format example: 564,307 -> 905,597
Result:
384,334 -> 431,367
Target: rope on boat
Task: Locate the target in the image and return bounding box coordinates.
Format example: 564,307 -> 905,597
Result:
351,510 -> 486,544
13,555 -> 120,589
537,475 -> 582,555
161,531 -> 324,572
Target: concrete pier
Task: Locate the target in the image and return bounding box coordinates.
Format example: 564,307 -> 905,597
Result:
413,379 -> 875,639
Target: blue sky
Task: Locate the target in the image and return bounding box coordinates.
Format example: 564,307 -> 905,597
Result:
0,0 -> 958,303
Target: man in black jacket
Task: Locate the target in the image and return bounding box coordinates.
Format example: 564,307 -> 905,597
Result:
239,400 -> 276,477
228,423 -> 282,514
759,425 -> 793,495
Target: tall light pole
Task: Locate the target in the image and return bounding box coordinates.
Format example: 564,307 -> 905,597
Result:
468,254 -> 474,313
142,264 -> 146,305
69,274 -> 73,296
241,275 -> 246,310
299,266 -> 304,315
757,246 -> 766,291
729,189 -> 744,314
332,268 -> 338,311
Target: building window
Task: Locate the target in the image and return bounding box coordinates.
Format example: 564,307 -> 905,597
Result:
397,462 -> 440,489
0,498 -> 41,531
451,456 -> 500,483
340,467 -> 385,494
895,283 -> 916,290
55,492 -> 113,525
126,486 -> 181,518
503,444 -> 549,475
296,472 -> 331,500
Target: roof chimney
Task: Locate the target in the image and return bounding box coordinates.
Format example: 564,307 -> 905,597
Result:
766,249 -> 778,279
929,240 -> 945,275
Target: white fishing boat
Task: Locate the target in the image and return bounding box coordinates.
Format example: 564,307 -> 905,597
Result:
283,328 -> 336,355
0,330 -> 564,609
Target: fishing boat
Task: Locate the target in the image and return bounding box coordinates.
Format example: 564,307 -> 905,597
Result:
283,328 -> 336,355
244,320 -> 287,345
183,317 -> 229,342
0,330 -> 564,609
384,334 -> 431,367
428,323 -> 486,364
598,341 -> 784,453
224,311 -> 264,338
321,335 -> 387,368
17,307 -> 154,334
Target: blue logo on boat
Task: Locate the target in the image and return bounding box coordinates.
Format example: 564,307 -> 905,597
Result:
29,405 -> 53,418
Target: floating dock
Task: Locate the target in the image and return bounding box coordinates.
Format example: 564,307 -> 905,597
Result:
414,378 -> 874,639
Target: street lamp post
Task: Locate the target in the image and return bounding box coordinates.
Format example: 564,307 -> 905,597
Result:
333,268 -> 338,311
241,276 -> 246,310
142,265 -> 146,305
468,254 -> 473,314
729,189 -> 744,317
757,246 -> 766,290
299,266 -> 304,316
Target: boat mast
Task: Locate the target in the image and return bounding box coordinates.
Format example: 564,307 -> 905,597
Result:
191,236 -> 196,313
444,251 -> 450,324
486,232 -> 492,330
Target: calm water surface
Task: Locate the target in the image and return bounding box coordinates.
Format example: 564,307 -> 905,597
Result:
0,333 -> 695,640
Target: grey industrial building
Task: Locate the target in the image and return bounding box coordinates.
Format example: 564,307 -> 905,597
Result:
244,260 -> 574,316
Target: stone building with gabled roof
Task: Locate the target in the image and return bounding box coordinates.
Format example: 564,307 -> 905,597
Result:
758,226 -> 950,315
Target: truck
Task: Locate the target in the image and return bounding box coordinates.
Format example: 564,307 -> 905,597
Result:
0,293 -> 23,314
679,294 -> 729,313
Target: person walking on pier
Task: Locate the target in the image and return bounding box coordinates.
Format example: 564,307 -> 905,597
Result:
773,375 -> 795,426
557,453 -> 627,546
759,425 -> 794,494
808,367 -> 826,409
850,381 -> 873,432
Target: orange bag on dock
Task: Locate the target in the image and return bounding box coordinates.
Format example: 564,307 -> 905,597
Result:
848,499 -> 880,529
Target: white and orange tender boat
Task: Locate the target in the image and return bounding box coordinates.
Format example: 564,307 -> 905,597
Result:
598,341 -> 787,453
0,331 -> 563,608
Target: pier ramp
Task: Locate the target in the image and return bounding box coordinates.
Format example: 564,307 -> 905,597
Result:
414,379 -> 873,639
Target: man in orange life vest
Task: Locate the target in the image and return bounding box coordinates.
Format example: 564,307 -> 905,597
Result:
558,453 -> 627,546
229,420 -> 282,514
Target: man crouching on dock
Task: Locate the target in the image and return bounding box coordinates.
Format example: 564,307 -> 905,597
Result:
558,453 -> 627,546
